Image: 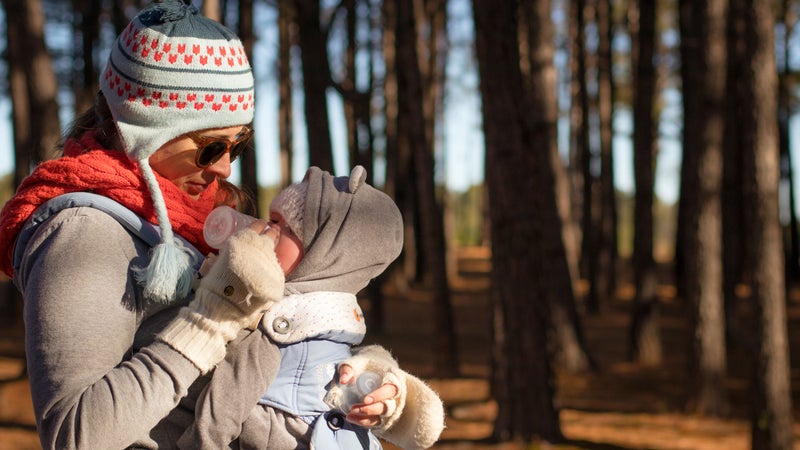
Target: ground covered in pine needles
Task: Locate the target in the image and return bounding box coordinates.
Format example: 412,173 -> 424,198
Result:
1,247 -> 799,449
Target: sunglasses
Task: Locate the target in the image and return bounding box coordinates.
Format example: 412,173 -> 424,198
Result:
186,126 -> 254,168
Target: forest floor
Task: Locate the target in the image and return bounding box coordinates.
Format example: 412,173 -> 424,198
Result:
0,247 -> 799,449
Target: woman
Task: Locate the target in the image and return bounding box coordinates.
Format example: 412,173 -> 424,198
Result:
0,2 -> 394,448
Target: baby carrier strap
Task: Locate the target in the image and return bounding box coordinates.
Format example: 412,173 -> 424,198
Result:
12,192 -> 203,275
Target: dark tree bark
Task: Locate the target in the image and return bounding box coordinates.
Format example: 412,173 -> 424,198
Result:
1,0 -> 60,330
71,0 -> 102,114
396,0 -> 458,377
596,0 -> 618,305
628,0 -> 661,365
278,0 -> 296,188
3,0 -> 61,181
681,0 -> 730,417
522,0 -> 594,373
778,0 -> 800,280
295,0 -> 335,171
742,2 -> 795,448
474,0 -> 562,442
574,0 -> 596,310
720,0 -> 748,348
237,0 -> 260,213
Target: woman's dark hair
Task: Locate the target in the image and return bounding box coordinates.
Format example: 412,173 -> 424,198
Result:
62,92 -> 254,211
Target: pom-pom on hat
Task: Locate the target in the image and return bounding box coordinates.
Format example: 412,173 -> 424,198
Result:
100,0 -> 255,303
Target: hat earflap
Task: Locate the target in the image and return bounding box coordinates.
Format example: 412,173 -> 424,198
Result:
133,159 -> 195,303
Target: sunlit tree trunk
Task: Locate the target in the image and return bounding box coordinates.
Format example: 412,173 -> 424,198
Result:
202,0 -> 220,21
295,0 -> 335,171
628,0 -> 661,365
743,2 -> 794,448
474,0 -> 561,442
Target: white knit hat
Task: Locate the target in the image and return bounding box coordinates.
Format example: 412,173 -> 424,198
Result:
100,0 -> 255,302
270,181 -> 309,242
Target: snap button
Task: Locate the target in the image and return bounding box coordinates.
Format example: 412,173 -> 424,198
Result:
326,412 -> 345,430
223,285 -> 235,296
272,317 -> 291,334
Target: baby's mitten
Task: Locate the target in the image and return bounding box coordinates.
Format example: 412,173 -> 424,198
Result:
327,345 -> 445,450
158,227 -> 285,372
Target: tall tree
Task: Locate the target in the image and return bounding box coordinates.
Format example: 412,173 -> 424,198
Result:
237,0 -> 260,213
473,0 -> 561,441
742,1 -> 795,448
278,0 -> 296,188
522,0 -> 593,373
3,0 -> 61,186
778,0 -> 800,279
595,0 -> 618,305
628,0 -> 661,365
395,0 -> 459,377
71,0 -> 102,114
295,0 -> 335,171
681,0 -> 729,416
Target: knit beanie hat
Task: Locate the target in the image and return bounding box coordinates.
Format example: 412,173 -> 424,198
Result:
269,181 -> 308,242
271,166 -> 404,295
100,0 -> 255,302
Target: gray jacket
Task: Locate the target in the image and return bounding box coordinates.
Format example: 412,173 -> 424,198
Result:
16,205 -> 209,449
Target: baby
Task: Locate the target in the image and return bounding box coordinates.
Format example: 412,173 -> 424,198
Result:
179,166 -> 445,449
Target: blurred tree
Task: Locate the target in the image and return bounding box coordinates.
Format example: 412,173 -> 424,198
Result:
595,0 -> 617,306
2,0 -> 61,184
238,0 -> 260,214
778,0 -> 799,280
1,0 -> 60,330
720,0 -> 747,346
474,0 -> 561,442
295,0 -> 335,171
202,0 -> 220,21
71,0 -> 101,114
681,0 -> 729,417
396,0 -> 458,377
742,1 -> 795,448
278,0 -> 296,188
628,0 -> 662,365
522,0 -> 594,373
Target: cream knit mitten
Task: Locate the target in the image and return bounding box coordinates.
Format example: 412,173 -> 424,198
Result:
326,345 -> 446,450
158,228 -> 285,373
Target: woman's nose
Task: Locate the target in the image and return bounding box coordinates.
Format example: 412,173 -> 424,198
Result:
204,152 -> 232,178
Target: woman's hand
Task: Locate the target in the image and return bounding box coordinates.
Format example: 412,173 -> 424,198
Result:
338,364 -> 399,427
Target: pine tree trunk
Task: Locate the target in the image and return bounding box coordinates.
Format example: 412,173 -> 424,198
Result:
474,0 -> 562,442
278,0 -> 295,188
396,0 -> 459,377
683,0 -> 729,416
237,0 -> 260,213
295,0 -> 335,171
628,0 -> 661,365
743,2 -> 795,448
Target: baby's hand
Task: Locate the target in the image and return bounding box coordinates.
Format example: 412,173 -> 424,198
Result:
338,364 -> 399,428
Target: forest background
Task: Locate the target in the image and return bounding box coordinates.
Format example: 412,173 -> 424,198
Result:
0,0 -> 799,449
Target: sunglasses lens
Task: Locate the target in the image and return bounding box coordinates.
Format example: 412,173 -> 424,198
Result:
197,141 -> 228,167
229,140 -> 250,162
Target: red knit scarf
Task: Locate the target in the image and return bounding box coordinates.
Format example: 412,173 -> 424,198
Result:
0,133 -> 217,277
